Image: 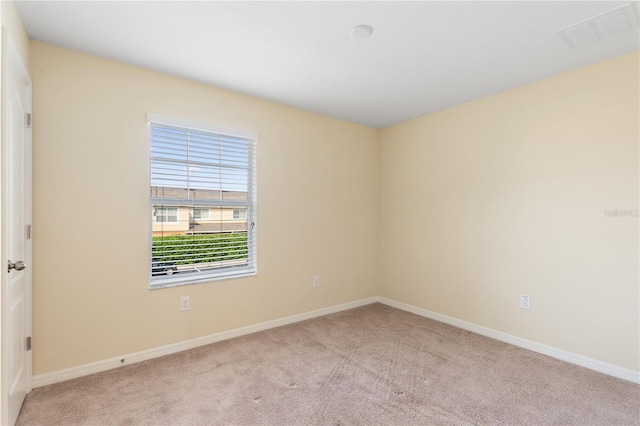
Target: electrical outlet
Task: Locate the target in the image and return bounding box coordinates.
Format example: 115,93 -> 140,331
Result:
520,294 -> 531,310
313,276 -> 320,287
180,296 -> 191,311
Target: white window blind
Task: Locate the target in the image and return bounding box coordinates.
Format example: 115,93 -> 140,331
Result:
148,114 -> 257,288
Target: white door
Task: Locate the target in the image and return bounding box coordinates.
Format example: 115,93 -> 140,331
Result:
1,33 -> 32,426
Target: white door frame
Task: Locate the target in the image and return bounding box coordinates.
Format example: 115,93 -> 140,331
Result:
1,31 -> 33,426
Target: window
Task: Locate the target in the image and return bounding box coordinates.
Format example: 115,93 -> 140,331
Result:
149,114 -> 257,288
233,209 -> 247,220
155,207 -> 178,223
193,208 -> 210,220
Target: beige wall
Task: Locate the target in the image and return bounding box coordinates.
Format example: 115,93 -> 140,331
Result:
29,37 -> 638,377
379,52 -> 639,370
30,41 -> 379,375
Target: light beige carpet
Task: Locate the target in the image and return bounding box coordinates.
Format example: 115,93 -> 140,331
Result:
17,303 -> 640,425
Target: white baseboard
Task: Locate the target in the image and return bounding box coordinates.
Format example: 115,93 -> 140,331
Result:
32,297 -> 378,388
377,297 -> 640,384
33,296 -> 639,388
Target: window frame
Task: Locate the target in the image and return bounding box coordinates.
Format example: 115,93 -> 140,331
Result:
148,113 -> 258,289
192,208 -> 210,220
155,206 -> 179,223
233,208 -> 247,220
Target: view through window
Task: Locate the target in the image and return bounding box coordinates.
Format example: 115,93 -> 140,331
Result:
149,114 -> 257,287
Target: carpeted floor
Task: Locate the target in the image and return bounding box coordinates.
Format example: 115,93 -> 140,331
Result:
17,303 -> 640,425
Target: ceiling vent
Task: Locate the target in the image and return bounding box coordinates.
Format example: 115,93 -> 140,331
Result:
558,3 -> 639,48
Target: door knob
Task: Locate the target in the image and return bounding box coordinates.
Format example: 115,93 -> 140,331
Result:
7,260 -> 26,273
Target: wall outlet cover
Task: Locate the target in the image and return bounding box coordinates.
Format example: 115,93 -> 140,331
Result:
180,296 -> 191,311
520,294 -> 531,310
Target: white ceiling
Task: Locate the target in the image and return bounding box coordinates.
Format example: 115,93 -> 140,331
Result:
16,1 -> 640,128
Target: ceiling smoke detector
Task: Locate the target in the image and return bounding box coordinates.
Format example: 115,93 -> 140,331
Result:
351,24 -> 373,39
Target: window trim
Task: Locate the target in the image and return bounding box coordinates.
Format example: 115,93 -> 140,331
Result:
148,113 -> 258,289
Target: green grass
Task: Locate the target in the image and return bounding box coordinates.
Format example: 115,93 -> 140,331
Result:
152,233 -> 248,266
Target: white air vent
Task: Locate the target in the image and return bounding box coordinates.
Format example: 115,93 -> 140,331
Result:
558,3 -> 639,48
562,22 -> 601,47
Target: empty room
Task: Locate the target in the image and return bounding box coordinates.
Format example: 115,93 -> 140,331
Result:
0,1 -> 638,425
